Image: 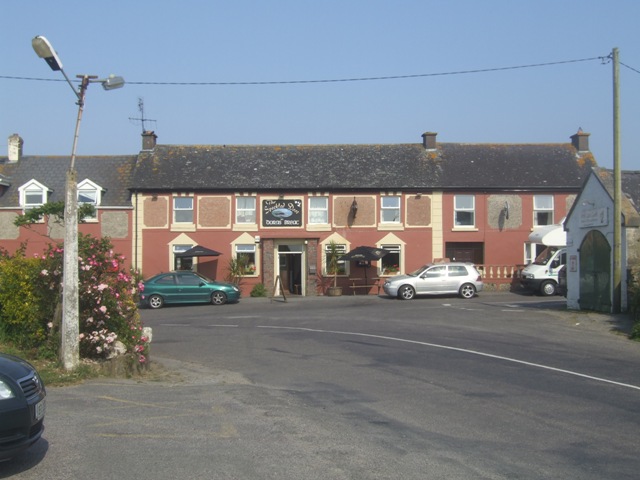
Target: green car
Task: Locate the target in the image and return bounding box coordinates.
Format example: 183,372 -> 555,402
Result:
141,271 -> 240,309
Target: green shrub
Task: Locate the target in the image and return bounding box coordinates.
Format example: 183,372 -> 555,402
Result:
0,255 -> 58,350
250,283 -> 268,297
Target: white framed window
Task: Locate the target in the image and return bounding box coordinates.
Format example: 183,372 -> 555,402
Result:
77,179 -> 102,220
380,196 -> 401,223
454,195 -> 475,227
324,243 -> 348,276
173,244 -> 193,270
173,197 -> 194,223
309,197 -> 328,224
534,195 -> 554,226
380,244 -> 401,275
235,244 -> 257,275
236,197 -> 256,224
18,180 -> 49,211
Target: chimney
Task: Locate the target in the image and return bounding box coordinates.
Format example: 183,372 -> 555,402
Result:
570,128 -> 590,152
421,132 -> 437,150
142,130 -> 157,151
8,134 -> 23,162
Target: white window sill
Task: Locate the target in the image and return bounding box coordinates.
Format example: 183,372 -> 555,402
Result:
452,226 -> 479,232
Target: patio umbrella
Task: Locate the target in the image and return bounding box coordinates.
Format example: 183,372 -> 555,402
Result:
176,245 -> 222,257
339,246 -> 391,284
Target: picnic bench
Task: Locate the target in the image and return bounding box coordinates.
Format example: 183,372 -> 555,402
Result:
348,277 -> 382,295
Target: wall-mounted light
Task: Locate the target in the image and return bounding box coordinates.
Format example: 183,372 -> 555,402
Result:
278,194 -> 284,200
350,197 -> 358,218
254,235 -> 261,244
504,200 -> 510,220
416,193 -> 422,198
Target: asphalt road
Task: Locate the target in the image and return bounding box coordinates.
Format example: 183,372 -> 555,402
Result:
3,292 -> 640,479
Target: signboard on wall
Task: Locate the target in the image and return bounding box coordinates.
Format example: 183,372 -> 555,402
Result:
262,199 -> 302,227
579,207 -> 608,228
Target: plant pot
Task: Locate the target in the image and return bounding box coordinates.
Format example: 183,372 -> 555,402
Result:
327,286 -> 343,296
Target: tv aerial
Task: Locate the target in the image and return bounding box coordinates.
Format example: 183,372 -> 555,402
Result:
129,97 -> 157,133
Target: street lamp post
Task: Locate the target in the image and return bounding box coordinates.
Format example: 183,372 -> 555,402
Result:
32,36 -> 124,371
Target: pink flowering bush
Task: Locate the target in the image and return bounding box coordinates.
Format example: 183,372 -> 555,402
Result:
20,234 -> 149,362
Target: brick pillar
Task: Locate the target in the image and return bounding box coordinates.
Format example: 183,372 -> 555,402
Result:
262,239 -> 275,294
306,239 -> 318,296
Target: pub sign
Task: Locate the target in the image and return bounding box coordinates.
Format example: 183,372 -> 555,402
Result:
262,199 -> 302,227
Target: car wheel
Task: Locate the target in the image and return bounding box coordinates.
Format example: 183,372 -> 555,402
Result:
211,291 -> 228,305
459,283 -> 476,299
540,281 -> 557,296
398,285 -> 415,300
148,294 -> 164,309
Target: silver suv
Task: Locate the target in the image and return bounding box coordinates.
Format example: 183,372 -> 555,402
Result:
383,262 -> 483,300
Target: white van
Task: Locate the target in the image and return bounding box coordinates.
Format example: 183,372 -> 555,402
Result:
520,224 -> 566,296
520,247 -> 566,296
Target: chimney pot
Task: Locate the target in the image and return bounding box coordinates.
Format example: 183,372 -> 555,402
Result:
422,132 -> 437,150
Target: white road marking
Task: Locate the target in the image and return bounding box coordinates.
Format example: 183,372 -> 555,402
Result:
257,325 -> 640,392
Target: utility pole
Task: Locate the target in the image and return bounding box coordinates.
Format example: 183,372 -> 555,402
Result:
612,47 -> 622,313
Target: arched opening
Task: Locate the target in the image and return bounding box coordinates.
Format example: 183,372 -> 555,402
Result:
579,230 -> 611,312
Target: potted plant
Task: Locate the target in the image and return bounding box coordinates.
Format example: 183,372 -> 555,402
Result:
326,241 -> 343,296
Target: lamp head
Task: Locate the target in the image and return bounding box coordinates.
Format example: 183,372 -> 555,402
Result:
32,35 -> 63,71
101,75 -> 125,90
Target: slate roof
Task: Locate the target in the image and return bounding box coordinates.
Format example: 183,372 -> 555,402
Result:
592,168 -> 640,227
621,170 -> 640,210
131,142 -> 596,192
0,155 -> 136,208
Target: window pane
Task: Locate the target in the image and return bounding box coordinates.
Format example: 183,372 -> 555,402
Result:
78,190 -> 97,204
455,195 -> 474,209
156,275 -> 176,285
178,274 -> 202,286
381,245 -> 400,273
25,192 -> 43,205
174,197 -> 193,209
535,211 -> 553,226
426,266 -> 446,277
175,210 -> 193,223
310,211 -> 328,223
173,244 -> 192,254
381,197 -> 400,208
448,266 -> 468,277
455,211 -> 474,226
309,197 -> 327,209
534,195 -> 553,209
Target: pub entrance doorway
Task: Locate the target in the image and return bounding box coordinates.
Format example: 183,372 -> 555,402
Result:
277,242 -> 305,295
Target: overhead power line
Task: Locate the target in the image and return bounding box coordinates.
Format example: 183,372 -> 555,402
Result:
2,55 -> 637,87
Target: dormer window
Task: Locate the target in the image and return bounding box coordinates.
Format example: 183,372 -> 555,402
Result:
78,179 -> 104,221
18,180 -> 50,211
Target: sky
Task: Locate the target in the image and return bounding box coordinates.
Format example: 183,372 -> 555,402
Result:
2,0 -> 639,171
